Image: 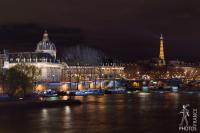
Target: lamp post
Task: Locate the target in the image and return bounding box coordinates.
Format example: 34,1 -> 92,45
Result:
69,70 -> 72,90
52,74 -> 55,82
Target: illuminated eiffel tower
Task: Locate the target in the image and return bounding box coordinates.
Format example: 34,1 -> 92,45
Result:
159,34 -> 166,66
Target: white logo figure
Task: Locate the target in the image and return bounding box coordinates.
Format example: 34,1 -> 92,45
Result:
179,104 -> 190,126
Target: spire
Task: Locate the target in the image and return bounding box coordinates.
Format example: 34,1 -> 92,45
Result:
159,33 -> 166,66
159,33 -> 165,60
160,33 -> 164,40
42,30 -> 49,41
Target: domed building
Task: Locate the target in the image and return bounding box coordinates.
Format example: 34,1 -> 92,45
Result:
36,30 -> 56,58
2,31 -> 63,82
0,30 -> 125,92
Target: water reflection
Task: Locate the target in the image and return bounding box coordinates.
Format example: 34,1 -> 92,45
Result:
0,93 -> 199,133
61,96 -> 69,100
138,92 -> 151,111
62,106 -> 71,129
41,108 -> 49,121
64,106 -> 71,114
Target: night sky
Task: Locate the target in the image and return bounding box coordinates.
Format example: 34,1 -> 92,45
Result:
0,0 -> 200,61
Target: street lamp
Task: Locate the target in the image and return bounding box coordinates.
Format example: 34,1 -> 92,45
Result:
52,74 -> 55,82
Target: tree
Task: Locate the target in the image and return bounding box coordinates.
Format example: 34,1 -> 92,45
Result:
6,64 -> 41,98
0,68 -> 5,94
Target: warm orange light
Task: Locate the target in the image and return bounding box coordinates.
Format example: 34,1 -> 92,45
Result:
60,84 -> 69,92
159,34 -> 165,60
132,82 -> 140,88
90,82 -> 94,89
78,83 -> 84,90
0,87 -> 3,94
61,96 -> 69,100
35,84 -> 46,92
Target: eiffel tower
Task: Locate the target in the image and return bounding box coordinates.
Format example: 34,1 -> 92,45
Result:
159,34 -> 166,66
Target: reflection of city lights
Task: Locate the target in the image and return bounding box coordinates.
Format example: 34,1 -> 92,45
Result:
138,92 -> 150,96
41,108 -> 48,120
61,96 -> 69,100
65,106 -> 71,114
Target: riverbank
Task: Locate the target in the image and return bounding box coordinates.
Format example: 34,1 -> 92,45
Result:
0,98 -> 81,109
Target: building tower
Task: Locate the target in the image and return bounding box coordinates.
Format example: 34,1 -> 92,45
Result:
36,30 -> 57,58
159,34 -> 166,66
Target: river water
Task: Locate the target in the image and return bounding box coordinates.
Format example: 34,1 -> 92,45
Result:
0,92 -> 200,133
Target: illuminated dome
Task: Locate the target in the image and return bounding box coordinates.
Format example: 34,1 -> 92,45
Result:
36,30 -> 56,58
